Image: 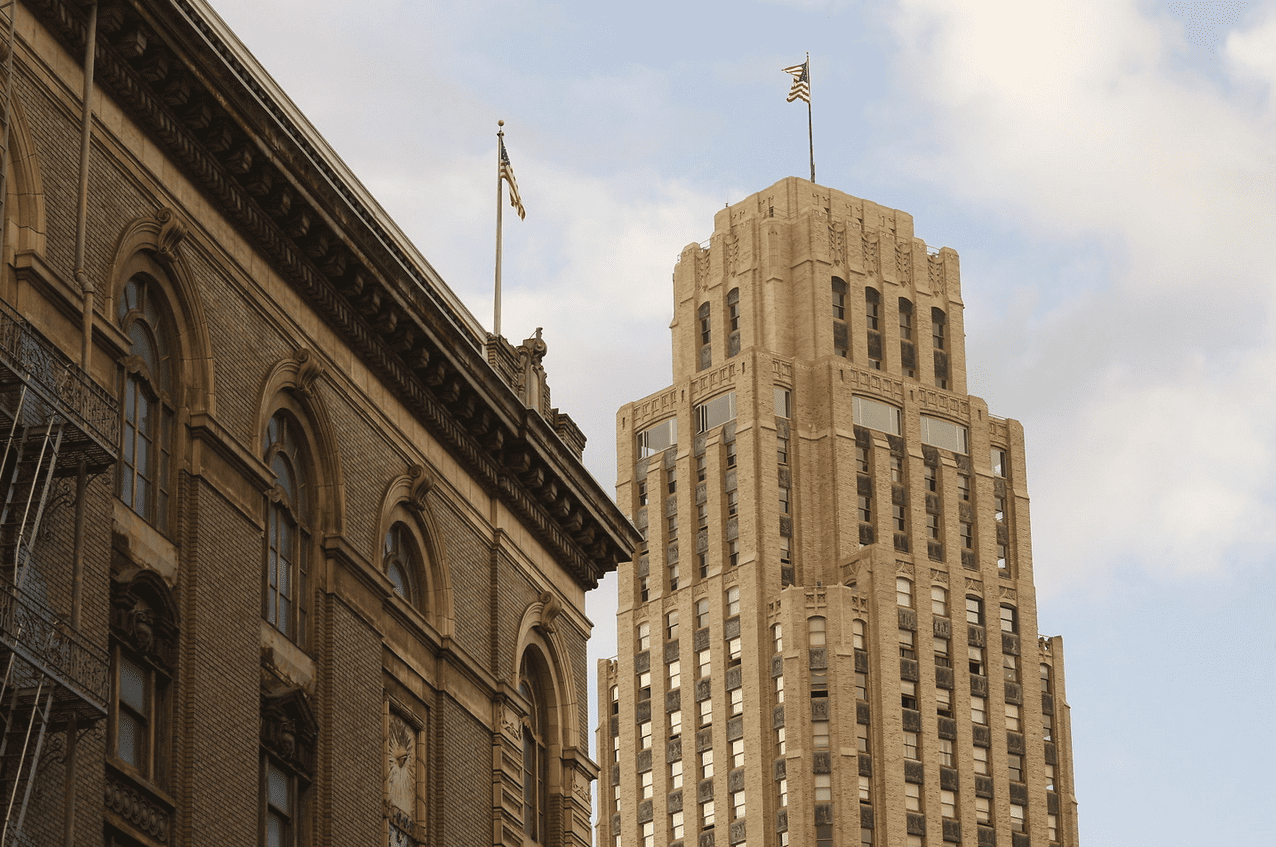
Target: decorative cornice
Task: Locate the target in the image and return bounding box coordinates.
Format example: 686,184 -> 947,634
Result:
23,0 -> 637,589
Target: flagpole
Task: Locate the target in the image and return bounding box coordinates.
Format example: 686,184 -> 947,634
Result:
494,120 -> 504,337
806,53 -> 815,183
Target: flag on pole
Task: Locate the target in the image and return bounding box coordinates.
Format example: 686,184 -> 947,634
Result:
783,60 -> 810,104
499,137 -> 526,220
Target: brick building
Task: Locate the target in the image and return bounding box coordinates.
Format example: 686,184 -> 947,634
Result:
0,1 -> 637,846
597,178 -> 1079,847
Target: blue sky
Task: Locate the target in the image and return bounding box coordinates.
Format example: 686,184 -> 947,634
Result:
207,0 -> 1276,842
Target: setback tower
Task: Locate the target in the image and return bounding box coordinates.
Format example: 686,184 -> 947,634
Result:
597,177 -> 1079,847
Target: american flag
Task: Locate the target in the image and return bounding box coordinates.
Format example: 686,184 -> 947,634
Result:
783,60 -> 810,104
500,138 -> 526,220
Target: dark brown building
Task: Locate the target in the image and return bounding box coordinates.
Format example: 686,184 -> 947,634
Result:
0,1 -> 637,846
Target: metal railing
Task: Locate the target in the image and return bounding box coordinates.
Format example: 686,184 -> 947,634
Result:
0,300 -> 118,465
0,569 -> 108,716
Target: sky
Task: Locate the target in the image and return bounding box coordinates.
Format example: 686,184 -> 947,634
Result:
206,0 -> 1275,843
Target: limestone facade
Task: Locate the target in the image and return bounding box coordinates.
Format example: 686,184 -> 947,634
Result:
0,1 -> 636,846
598,177 -> 1078,847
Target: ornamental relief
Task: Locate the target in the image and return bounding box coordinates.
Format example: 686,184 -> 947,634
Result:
386,714 -> 416,816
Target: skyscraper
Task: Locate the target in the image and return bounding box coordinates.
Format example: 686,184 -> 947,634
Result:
597,177 -> 1078,847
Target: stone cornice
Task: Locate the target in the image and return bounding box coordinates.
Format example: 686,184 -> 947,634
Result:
23,0 -> 638,588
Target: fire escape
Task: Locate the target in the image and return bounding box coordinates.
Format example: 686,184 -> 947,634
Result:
0,1 -> 116,840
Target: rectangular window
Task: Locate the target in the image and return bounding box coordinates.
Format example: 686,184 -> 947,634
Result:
669,709 -> 682,737
905,782 -> 921,811
266,759 -> 296,847
779,486 -> 790,514
1005,703 -> 1022,731
858,495 -> 872,523
920,415 -> 969,454
901,679 -> 918,710
774,387 -> 792,418
697,503 -> 708,529
115,652 -> 154,776
991,448 -> 1007,477
856,722 -> 870,754
853,396 -> 902,435
638,670 -> 652,701
637,480 -> 648,506
667,611 -> 679,640
973,745 -> 989,775
856,445 -> 870,474
833,289 -> 846,320
969,646 -> 984,676
701,749 -> 714,779
934,637 -> 950,668
994,495 -> 1006,522
699,552 -> 709,578
671,810 -> 685,841
776,724 -> 787,755
1008,753 -> 1024,782
698,649 -> 712,678
777,434 -> 789,465
726,586 -> 741,617
976,796 -> 991,824
638,622 -> 651,651
637,418 -> 677,458
927,513 -> 941,540
728,538 -> 740,568
780,536 -> 792,565
891,455 -> 904,483
727,637 -> 742,664
812,720 -> 830,749
931,585 -> 948,617
936,687 -> 953,718
701,800 -> 715,829
697,392 -> 738,433
639,721 -> 652,749
814,773 -> 832,802
860,775 -> 872,802
960,521 -> 973,549
940,737 -> 954,766
971,696 -> 986,725
855,672 -> 868,701
957,473 -> 970,501
924,465 -> 937,492
1003,652 -> 1019,683
668,660 -> 681,690
697,454 -> 708,483
699,697 -> 713,726
641,770 -> 653,799
1010,804 -> 1026,832
696,599 -> 710,629
666,514 -> 678,539
731,738 -> 746,768
725,439 -> 737,468
727,489 -> 738,517
670,758 -> 683,790
900,310 -> 913,341
898,629 -> 916,660
904,731 -> 920,760
941,790 -> 957,819
731,789 -> 746,820
893,504 -> 907,532
778,776 -> 789,806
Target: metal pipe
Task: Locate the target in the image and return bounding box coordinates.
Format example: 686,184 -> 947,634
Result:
73,1 -> 98,370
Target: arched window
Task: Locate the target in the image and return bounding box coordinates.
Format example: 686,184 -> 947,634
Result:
896,577 -> 913,608
263,412 -> 311,645
383,523 -> 418,603
118,275 -> 175,531
520,653 -> 550,843
865,287 -> 882,369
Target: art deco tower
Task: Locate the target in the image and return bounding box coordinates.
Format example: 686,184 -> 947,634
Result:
597,177 -> 1079,847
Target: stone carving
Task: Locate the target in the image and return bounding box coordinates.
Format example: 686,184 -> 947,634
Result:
896,239 -> 912,282
261,678 -> 318,776
931,569 -> 949,585
406,464 -> 434,513
105,775 -> 170,841
155,207 -> 188,267
863,231 -> 880,276
110,567 -> 179,668
725,232 -> 739,276
386,714 -> 416,816
290,348 -> 324,399
828,221 -> 846,267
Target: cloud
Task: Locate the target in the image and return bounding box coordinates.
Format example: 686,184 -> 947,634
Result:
887,0 -> 1276,591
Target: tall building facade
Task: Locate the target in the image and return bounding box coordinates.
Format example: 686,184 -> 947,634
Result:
598,177 -> 1078,847
0,1 -> 636,846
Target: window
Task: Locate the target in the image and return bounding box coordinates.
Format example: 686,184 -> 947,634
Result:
856,722 -> 870,754
866,288 -> 881,330
777,433 -> 789,465
1040,664 -> 1052,693
971,696 -> 986,725
853,619 -> 866,650
927,514 -> 941,540
934,637 -> 950,668
383,524 -> 420,602
641,770 -> 654,799
667,514 -> 679,542
118,276 -> 175,531
727,637 -> 742,665
814,773 -> 832,802
893,504 -> 907,533
668,660 -> 681,690
899,629 -> 917,660
697,392 -> 737,432
904,731 -> 919,760
852,396 -> 902,435
264,412 -> 311,645
920,415 -> 969,454
891,455 -> 904,483
776,724 -> 787,755
696,454 -> 707,483
638,671 -> 652,701
931,585 -> 948,617
114,650 -> 163,781
932,308 -> 946,350
701,799 -> 715,828
700,748 -> 714,779
972,745 -> 989,775
728,538 -> 740,568
699,302 -> 712,346
1003,652 -> 1019,683
1010,804 -> 1026,833
994,494 -> 1006,522
774,386 -> 792,418
637,417 -> 677,458
1008,753 -> 1023,782
775,675 -> 785,704
812,718 -> 830,749
698,697 -> 712,726
671,810 -> 685,841
997,542 -> 1009,571
637,479 -> 648,506
1005,703 -> 1022,732
639,576 -> 649,602
698,650 -> 712,679
1046,761 -> 1056,791
901,679 -> 918,710
726,586 -> 741,617
856,445 -> 870,474
1048,813 -> 1059,841
856,672 -> 868,701
969,646 -> 985,676
780,536 -> 792,566
639,720 -> 652,749
696,599 -> 710,629
725,438 -> 737,469
833,278 -> 847,320
924,465 -> 937,492
728,287 -> 741,331
941,790 -> 957,819
957,473 -> 970,501
731,737 -> 746,768
976,796 -> 991,824
641,820 -> 654,847
991,448 -> 1007,478
939,737 -> 955,766
1000,605 -> 1018,633
698,503 -> 708,529
779,486 -> 790,514
670,758 -> 684,790
900,299 -> 914,340
264,758 -> 299,847
959,521 -> 973,550
905,782 -> 921,811
638,622 -> 651,651
669,708 -> 682,737
520,655 -> 550,844
667,611 -> 680,640
860,774 -> 873,802
809,616 -> 827,647
858,495 -> 873,523
966,596 -> 984,626
778,775 -> 789,806
667,467 -> 678,495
